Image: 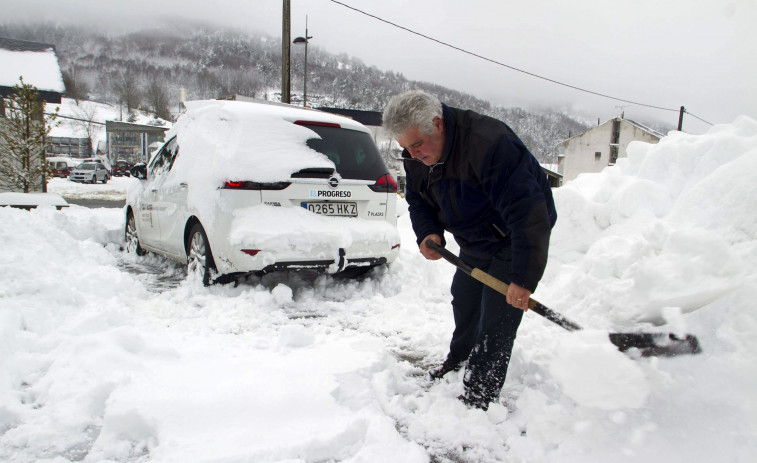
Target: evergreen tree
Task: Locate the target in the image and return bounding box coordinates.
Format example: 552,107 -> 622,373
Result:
0,77 -> 59,193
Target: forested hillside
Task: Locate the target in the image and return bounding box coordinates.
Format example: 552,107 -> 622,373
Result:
1,21 -> 591,163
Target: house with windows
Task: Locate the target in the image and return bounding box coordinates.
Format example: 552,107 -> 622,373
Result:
556,117 -> 665,184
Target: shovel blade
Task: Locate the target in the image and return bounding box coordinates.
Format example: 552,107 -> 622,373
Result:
609,332 -> 702,357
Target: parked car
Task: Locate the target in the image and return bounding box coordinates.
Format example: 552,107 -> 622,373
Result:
47,157 -> 80,178
81,155 -> 112,175
113,160 -> 132,177
48,160 -> 71,178
124,100 -> 400,285
69,162 -> 110,183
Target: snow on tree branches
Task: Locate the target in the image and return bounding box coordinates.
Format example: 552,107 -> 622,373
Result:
0,77 -> 59,193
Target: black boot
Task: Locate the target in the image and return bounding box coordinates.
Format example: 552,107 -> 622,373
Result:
457,392 -> 489,411
428,358 -> 464,380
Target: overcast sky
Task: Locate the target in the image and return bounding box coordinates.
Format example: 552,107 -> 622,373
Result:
5,0 -> 756,133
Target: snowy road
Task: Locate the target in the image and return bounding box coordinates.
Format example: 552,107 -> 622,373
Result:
2,119 -> 757,462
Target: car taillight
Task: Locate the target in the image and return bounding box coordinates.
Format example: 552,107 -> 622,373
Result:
241,249 -> 260,256
222,181 -> 290,190
369,174 -> 398,193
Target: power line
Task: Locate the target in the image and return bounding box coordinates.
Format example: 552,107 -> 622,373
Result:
329,0 -> 697,116
684,110 -> 713,126
45,113 -> 106,125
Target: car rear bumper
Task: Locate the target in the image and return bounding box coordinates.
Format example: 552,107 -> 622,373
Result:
209,205 -> 400,275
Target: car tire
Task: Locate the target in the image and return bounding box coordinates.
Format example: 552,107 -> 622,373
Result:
125,211 -> 146,256
102,175 -> 108,184
187,223 -> 217,286
90,175 -> 96,184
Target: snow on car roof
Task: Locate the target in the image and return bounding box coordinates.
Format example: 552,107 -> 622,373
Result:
168,100 -> 371,186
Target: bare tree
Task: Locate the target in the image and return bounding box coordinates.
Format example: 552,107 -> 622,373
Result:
72,102 -> 98,156
144,78 -> 171,120
221,68 -> 264,99
62,68 -> 89,102
112,71 -> 141,115
0,78 -> 59,192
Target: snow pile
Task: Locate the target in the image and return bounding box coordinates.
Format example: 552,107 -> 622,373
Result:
1,118 -> 756,462
543,116 -> 757,325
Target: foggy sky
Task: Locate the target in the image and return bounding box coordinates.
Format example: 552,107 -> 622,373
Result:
4,0 -> 756,134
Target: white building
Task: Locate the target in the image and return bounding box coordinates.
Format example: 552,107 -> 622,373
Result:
557,117 -> 664,184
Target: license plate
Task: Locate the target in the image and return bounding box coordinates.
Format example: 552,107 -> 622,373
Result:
301,202 -> 357,217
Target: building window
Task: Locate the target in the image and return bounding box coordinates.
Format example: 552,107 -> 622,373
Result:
595,151 -> 602,162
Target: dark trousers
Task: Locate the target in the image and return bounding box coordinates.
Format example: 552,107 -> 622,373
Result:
448,245 -> 523,406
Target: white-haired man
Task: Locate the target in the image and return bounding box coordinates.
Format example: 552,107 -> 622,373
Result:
383,90 -> 556,410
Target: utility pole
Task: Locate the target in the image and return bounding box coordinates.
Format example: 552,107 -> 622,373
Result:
303,16 -> 310,108
281,0 -> 292,104
678,106 -> 685,131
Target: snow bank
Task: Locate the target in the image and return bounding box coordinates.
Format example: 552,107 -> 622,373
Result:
1,117 -> 756,462
543,116 -> 757,325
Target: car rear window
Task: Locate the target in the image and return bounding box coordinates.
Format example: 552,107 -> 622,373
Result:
301,124 -> 388,181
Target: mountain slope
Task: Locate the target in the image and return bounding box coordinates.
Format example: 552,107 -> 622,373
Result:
0,21 -> 590,163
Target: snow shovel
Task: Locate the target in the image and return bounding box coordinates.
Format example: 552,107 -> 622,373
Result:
424,240 -> 701,357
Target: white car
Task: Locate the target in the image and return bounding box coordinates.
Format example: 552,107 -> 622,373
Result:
69,162 -> 109,183
124,100 -> 401,285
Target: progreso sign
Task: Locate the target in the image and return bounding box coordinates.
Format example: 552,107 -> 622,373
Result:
309,190 -> 352,198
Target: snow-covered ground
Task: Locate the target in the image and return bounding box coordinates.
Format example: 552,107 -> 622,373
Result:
2,117 -> 756,462
47,176 -> 134,201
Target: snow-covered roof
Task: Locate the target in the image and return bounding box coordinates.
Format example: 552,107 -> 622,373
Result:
623,118 -> 666,139
0,36 -> 65,95
557,116 -> 665,147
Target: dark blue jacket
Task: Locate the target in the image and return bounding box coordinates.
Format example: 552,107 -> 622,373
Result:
404,104 -> 556,291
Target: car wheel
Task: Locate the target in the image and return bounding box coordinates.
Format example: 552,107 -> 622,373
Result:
125,211 -> 146,256
90,175 -> 96,184
102,175 -> 108,184
187,223 -> 217,286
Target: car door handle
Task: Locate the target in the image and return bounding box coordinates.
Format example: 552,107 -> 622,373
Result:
179,183 -> 188,188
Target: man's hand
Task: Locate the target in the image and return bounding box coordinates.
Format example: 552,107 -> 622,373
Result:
506,283 -> 531,311
420,234 -> 443,260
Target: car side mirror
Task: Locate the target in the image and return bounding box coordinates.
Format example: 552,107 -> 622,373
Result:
131,163 -> 147,180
